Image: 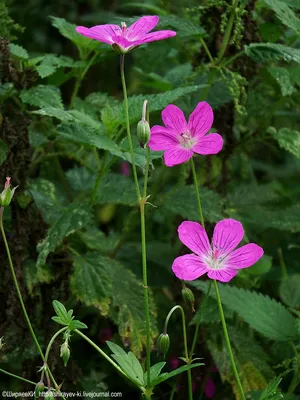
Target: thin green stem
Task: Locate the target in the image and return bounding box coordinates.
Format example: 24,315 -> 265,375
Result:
200,37 -> 214,64
74,329 -> 139,386
70,52 -> 98,107
143,148 -> 151,199
0,209 -> 44,359
0,208 -> 65,399
44,327 -> 68,365
0,368 -> 36,386
164,305 -> 193,400
120,54 -> 141,201
216,0 -> 239,64
190,281 -> 212,358
140,202 -> 151,387
220,50 -> 244,68
190,157 -> 205,227
213,280 -> 246,400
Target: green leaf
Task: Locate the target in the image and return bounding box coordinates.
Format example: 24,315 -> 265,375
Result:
270,128 -> 300,158
21,85 -> 63,109
143,362 -> 166,386
191,281 -> 298,341
268,67 -> 296,96
68,320 -> 88,330
248,255 -> 272,276
106,85 -> 205,126
70,253 -> 158,357
9,43 -> 28,60
245,43 -> 300,63
106,341 -> 127,357
33,54 -> 86,78
151,363 -> 204,386
258,377 -> 282,399
111,353 -> 144,387
28,178 -> 68,224
264,0 -> 300,33
50,16 -> 99,50
162,185 -> 223,223
52,300 -> 71,325
158,15 -> 205,38
280,275 -> 300,308
95,173 -> 137,206
36,202 -> 92,267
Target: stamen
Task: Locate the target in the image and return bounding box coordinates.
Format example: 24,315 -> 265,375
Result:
121,22 -> 127,32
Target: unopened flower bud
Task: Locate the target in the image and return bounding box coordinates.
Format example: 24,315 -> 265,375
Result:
137,119 -> 150,148
0,177 -> 17,207
0,336 -> 4,350
44,390 -> 54,400
182,287 -> 195,312
156,333 -> 170,358
60,340 -> 70,367
34,381 -> 45,398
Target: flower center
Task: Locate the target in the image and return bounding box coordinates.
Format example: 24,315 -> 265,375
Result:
179,130 -> 196,149
203,246 -> 227,270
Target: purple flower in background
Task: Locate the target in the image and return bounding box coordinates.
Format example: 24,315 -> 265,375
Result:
121,162 -> 130,177
172,219 -> 263,282
205,378 -> 216,398
76,16 -> 176,54
169,356 -> 180,370
148,102 -> 223,167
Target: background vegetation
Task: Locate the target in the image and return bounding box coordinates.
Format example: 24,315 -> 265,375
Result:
0,0 -> 300,399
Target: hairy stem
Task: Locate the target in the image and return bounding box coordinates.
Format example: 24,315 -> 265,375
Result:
164,305 -> 193,400
190,281 -> 212,358
0,208 -> 65,399
214,280 -> 246,400
0,368 -> 36,386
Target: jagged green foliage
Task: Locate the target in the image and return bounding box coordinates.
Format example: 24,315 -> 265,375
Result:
191,281 -> 298,341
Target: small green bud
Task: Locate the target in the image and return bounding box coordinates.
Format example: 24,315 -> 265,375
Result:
137,119 -> 150,148
0,177 -> 17,207
34,381 -> 45,398
44,390 -> 54,400
156,333 -> 170,358
182,287 -> 195,312
60,340 -> 70,367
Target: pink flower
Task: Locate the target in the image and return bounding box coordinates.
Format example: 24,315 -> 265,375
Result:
76,16 -> 176,54
172,219 -> 263,282
148,102 -> 223,167
121,162 -> 130,177
205,378 -> 216,398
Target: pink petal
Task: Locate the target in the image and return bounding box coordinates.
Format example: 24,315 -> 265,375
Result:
162,105 -> 187,133
188,102 -> 214,138
178,221 -> 210,257
226,243 -> 264,270
164,147 -> 193,167
148,125 -> 177,151
205,378 -> 216,398
141,30 -> 177,44
212,219 -> 244,255
193,133 -> 223,155
111,35 -> 135,51
172,254 -> 209,281
126,16 -> 159,40
76,25 -> 120,44
207,268 -> 237,282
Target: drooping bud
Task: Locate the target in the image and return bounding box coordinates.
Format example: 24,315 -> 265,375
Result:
0,177 -> 18,207
34,381 -> 45,398
0,336 -> 5,350
182,286 -> 195,312
137,100 -> 150,148
156,333 -> 170,358
44,390 -> 54,400
60,340 -> 70,367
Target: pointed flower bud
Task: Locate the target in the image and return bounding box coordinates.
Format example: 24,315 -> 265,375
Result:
0,336 -> 5,350
137,100 -> 150,148
34,381 -> 45,398
182,286 -> 195,312
44,390 -> 54,400
60,340 -> 70,367
156,333 -> 170,358
0,177 -> 17,207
